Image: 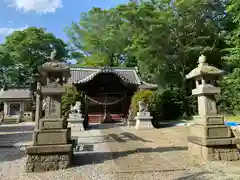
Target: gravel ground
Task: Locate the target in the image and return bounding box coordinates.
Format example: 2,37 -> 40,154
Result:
1,123 -> 240,180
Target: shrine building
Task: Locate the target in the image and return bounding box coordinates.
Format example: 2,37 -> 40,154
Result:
68,66 -> 157,123
0,66 -> 157,125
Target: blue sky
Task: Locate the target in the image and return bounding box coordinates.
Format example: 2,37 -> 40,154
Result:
0,0 -> 130,44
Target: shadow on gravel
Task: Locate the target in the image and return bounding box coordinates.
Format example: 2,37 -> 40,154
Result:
156,121 -> 187,128
0,125 -> 34,133
107,132 -> 152,143
0,132 -> 32,147
89,123 -> 126,130
72,146 -> 187,166
176,171 -> 214,180
0,147 -> 25,162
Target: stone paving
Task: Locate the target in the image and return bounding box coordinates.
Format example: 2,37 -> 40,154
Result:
1,122 -> 240,179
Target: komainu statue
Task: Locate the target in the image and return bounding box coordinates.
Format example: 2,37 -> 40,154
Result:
138,100 -> 147,112
70,101 -> 81,114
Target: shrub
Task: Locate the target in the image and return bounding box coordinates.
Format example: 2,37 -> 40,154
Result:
62,85 -> 83,117
130,90 -> 154,117
130,87 -> 186,128
150,88 -> 184,127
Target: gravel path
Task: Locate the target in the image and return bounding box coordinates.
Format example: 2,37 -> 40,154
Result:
1,123 -> 240,180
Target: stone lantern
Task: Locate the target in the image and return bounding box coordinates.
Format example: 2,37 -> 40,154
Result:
25,50 -> 73,172
186,55 -> 239,161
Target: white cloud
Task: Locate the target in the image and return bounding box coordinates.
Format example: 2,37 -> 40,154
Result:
0,25 -> 28,36
5,0 -> 63,14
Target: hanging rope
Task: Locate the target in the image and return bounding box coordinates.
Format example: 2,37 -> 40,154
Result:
86,95 -> 126,106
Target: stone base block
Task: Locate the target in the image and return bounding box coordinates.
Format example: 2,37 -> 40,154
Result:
69,113 -> 83,119
188,142 -> 240,161
67,117 -> 84,131
137,112 -> 150,117
188,136 -> 235,146
33,128 -> 71,145
190,125 -> 231,138
135,117 -> 153,130
193,115 -> 224,125
39,118 -> 65,130
26,144 -> 72,154
25,152 -> 72,172
68,122 -> 84,131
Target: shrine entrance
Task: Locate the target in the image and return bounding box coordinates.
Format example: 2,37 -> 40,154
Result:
74,70 -> 138,124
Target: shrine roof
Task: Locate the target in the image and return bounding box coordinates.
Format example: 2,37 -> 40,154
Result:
68,66 -> 158,89
0,88 -> 31,100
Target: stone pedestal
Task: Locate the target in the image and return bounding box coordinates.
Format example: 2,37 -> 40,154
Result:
25,121 -> 73,172
135,112 -> 153,130
67,113 -> 84,131
25,50 -> 73,172
188,116 -> 239,161
186,55 -> 240,161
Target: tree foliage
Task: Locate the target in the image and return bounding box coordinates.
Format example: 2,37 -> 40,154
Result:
0,27 -> 69,88
67,0 -> 233,118
2,0 -> 240,118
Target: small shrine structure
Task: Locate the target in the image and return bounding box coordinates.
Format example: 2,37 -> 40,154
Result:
186,55 -> 239,161
0,87 -> 33,124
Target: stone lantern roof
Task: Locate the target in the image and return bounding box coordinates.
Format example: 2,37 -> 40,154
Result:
186,55 -> 224,79
39,50 -> 71,78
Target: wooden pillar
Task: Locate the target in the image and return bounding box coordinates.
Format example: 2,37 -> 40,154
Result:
83,94 -> 89,129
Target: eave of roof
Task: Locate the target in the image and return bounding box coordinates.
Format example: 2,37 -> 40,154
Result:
69,66 -> 158,90
69,66 -> 141,85
0,89 -> 31,100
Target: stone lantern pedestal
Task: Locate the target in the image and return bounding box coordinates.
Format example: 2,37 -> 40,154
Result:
186,55 -> 239,161
25,50 -> 73,172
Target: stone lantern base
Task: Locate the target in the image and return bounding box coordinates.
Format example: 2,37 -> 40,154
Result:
25,144 -> 73,172
188,115 -> 240,161
188,137 -> 240,161
25,120 -> 73,172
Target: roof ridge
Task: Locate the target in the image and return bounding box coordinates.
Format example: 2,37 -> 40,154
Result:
70,66 -> 137,70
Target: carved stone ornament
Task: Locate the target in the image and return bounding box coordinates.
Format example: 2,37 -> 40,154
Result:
39,50 -> 71,78
138,100 -> 146,112
70,101 -> 81,114
50,49 -> 57,61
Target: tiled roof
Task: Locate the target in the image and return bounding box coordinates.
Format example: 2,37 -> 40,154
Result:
0,89 -> 31,99
68,66 -> 141,85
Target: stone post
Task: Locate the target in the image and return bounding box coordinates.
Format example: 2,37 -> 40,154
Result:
25,50 -> 73,172
186,55 -> 239,161
35,80 -> 42,130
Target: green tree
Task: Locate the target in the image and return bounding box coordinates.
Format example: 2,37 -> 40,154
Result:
218,0 -> 240,115
66,7 -> 137,67
0,27 -> 69,88
224,0 -> 240,67
66,0 -> 232,118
